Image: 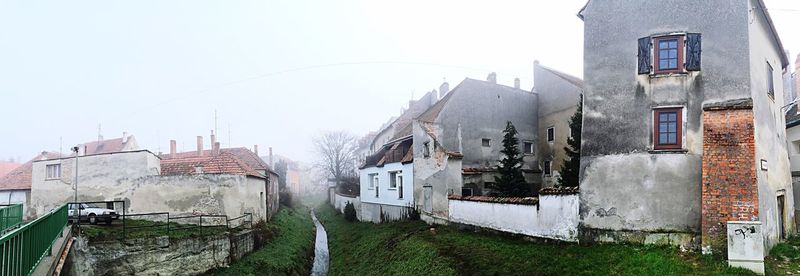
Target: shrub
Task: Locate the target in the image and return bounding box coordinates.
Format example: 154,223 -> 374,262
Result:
408,207 -> 420,221
344,201 -> 357,222
252,219 -> 277,249
279,190 -> 293,208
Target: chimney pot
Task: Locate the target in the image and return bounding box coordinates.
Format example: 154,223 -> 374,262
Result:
170,140 -> 177,157
487,72 -> 497,84
213,142 -> 221,156
197,136 -> 204,156
254,145 -> 259,156
122,132 -> 128,143
269,147 -> 274,167
514,78 -> 521,89
210,130 -> 216,148
439,82 -> 449,98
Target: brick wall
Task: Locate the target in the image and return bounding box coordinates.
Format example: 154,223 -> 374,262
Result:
701,105 -> 758,251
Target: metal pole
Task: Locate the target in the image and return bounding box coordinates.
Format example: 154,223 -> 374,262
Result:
72,146 -> 80,233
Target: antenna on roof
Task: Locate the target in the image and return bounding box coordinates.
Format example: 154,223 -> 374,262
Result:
97,124 -> 103,142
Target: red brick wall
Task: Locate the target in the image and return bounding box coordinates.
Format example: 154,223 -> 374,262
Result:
701,107 -> 758,249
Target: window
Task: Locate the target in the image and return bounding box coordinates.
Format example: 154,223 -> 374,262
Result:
389,171 -> 399,189
547,127 -> 555,142
653,108 -> 683,150
767,62 -> 775,99
461,188 -> 473,196
46,164 -> 61,179
397,174 -> 404,199
368,173 -> 378,189
543,161 -> 552,176
423,142 -> 430,157
654,36 -> 684,74
482,138 -> 491,147
523,142 -> 534,154
374,175 -> 380,197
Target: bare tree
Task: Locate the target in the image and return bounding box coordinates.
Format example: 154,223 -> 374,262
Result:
312,130 -> 359,182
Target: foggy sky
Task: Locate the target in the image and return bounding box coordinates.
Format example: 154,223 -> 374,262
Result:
1,0 -> 799,163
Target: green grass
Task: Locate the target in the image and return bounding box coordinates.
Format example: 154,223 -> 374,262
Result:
316,204 -> 756,276
766,235 -> 800,275
80,219 -> 229,241
212,207 -> 315,276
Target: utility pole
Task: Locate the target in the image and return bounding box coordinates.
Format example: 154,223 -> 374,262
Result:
71,146 -> 80,229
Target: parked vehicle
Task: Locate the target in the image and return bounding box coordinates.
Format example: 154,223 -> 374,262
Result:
68,203 -> 119,225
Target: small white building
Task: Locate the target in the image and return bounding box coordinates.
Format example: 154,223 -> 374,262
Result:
359,136 -> 415,223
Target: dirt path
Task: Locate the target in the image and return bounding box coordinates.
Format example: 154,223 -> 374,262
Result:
310,209 -> 329,276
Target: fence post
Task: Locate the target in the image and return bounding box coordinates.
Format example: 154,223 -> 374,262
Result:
167,213 -> 170,236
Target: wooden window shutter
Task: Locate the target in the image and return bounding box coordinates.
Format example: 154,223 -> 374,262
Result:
685,33 -> 701,71
638,37 -> 652,74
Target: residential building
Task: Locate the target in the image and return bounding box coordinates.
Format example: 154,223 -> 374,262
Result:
358,90 -> 438,222
785,54 -> 800,227
533,62 -> 584,187
578,0 -> 794,255
0,151 -> 62,218
413,74 -> 538,223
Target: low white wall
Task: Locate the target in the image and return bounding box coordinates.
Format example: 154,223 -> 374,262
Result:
448,194 -> 579,241
334,193 -> 361,219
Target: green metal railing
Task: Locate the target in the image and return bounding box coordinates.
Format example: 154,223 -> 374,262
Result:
0,204 -> 68,276
0,204 -> 23,235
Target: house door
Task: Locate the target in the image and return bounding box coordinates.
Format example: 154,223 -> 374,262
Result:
778,195 -> 786,239
423,185 -> 432,213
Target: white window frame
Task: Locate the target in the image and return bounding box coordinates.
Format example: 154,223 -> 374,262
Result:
523,141 -> 535,155
388,171 -> 400,189
397,173 -> 404,199
481,138 -> 491,147
46,163 -> 61,179
546,127 -> 555,143
368,173 -> 378,189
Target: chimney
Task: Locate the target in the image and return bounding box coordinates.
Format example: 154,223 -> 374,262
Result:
487,72 -> 497,84
213,142 -> 221,156
514,78 -> 521,89
196,136 -> 204,156
269,147 -> 274,167
254,145 -> 259,156
439,82 -> 449,98
210,130 -> 216,148
122,132 -> 128,143
170,140 -> 177,157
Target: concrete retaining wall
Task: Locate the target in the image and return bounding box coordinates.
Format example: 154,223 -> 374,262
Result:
448,194 -> 579,241
361,202 -> 414,223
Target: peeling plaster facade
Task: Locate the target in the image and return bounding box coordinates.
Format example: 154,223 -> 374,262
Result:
30,150 -> 273,221
412,78 -> 538,221
579,0 -> 795,252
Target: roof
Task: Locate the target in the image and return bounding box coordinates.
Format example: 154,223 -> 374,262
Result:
0,161 -> 20,178
160,152 -> 266,179
82,136 -> 136,155
578,0 -> 788,68
786,105 -> 800,128
417,78 -> 531,123
162,147 -> 274,174
361,136 -> 413,169
537,63 -> 584,89
0,151 -> 63,190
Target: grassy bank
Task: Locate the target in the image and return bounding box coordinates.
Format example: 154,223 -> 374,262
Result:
212,207 -> 315,275
316,205 -> 756,275
766,235 -> 800,275
80,219 -> 228,241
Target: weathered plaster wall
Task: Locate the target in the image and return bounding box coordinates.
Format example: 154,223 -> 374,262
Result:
333,193 -> 361,219
534,64 -> 583,187
412,121 -> 463,221
30,150 -> 268,221
580,0 -> 754,238
747,0 -> 796,251
359,162 -> 413,207
448,194 -> 579,241
361,202 -> 413,223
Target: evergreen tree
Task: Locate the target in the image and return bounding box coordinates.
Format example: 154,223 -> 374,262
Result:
491,121 -> 529,196
557,95 -> 583,187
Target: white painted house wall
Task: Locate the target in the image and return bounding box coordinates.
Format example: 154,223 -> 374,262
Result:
359,162 -> 413,207
448,194 -> 579,241
333,193 -> 361,219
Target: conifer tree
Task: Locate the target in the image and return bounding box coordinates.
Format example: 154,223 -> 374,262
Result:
557,95 -> 582,187
491,121 -> 529,196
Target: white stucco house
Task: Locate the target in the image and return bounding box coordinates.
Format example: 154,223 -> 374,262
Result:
359,135 -> 415,223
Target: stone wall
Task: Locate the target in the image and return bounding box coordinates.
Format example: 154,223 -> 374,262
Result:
448,191 -> 579,242
67,230 -> 255,276
701,105 -> 758,252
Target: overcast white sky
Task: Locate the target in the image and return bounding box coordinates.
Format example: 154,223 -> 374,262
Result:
1,0 -> 799,163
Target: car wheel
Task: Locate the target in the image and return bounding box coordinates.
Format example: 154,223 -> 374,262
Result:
89,214 -> 97,225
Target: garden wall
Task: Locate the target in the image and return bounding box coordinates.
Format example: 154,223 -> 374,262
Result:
448,187 -> 579,241
333,192 -> 361,219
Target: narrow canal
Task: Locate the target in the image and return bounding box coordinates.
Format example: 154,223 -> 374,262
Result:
310,209 -> 329,276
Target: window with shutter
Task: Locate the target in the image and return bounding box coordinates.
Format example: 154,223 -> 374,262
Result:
640,33 -> 702,75
638,37 -> 652,74
654,36 -> 684,74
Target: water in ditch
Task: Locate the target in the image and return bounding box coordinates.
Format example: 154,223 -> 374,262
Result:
310,209 -> 329,276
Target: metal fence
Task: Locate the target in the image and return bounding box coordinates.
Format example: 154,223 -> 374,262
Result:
0,204 -> 23,236
0,204 -> 68,276
120,212 -> 253,239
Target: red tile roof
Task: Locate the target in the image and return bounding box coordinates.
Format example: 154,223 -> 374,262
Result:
539,186 -> 579,195
160,152 -> 266,179
82,137 -> 134,155
448,194 -> 539,205
0,152 -> 63,190
161,147 -> 274,174
0,161 -> 21,178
